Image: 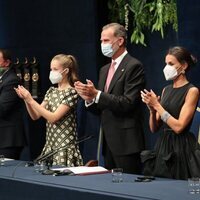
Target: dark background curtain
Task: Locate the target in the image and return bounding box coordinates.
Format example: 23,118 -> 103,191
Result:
0,0 -> 199,163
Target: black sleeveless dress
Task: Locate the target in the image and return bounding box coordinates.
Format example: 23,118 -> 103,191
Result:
141,83 -> 200,180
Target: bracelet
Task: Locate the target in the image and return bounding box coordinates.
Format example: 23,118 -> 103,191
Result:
161,111 -> 171,123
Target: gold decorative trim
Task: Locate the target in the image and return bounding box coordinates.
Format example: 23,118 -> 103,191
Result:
24,73 -> 30,81
32,73 -> 39,82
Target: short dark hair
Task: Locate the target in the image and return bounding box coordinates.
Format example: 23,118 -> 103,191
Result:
102,23 -> 127,46
0,49 -> 12,61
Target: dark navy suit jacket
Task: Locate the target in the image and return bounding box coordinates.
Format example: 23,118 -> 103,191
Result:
0,67 -> 26,148
89,53 -> 146,156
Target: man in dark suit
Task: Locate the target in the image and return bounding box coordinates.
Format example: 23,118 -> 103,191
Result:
0,49 -> 26,159
75,23 -> 145,174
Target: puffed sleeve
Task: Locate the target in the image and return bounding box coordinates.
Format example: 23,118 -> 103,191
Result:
61,88 -> 78,108
44,87 -> 54,102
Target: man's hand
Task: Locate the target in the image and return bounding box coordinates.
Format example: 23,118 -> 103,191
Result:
74,79 -> 98,102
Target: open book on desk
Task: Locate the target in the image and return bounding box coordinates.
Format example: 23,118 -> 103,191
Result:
51,166 -> 109,176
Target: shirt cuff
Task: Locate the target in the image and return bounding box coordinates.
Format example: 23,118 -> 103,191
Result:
85,90 -> 101,107
85,99 -> 95,107
95,91 -> 101,103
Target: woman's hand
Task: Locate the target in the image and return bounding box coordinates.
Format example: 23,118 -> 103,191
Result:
141,89 -> 160,112
15,85 -> 33,103
15,86 -> 24,99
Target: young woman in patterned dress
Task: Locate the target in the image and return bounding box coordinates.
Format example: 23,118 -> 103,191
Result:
15,54 -> 83,166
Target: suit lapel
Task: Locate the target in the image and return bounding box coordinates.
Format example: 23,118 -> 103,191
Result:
99,64 -> 110,91
0,68 -> 13,92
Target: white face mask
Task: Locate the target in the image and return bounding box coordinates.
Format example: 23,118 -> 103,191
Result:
49,71 -> 63,84
163,64 -> 182,81
101,41 -> 119,57
49,68 -> 67,84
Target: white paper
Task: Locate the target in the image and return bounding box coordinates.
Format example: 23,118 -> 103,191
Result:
5,158 -> 14,161
51,166 -> 109,175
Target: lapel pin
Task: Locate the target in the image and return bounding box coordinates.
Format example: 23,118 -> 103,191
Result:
121,69 -> 124,72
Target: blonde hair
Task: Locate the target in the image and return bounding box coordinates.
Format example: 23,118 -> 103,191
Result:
52,54 -> 79,86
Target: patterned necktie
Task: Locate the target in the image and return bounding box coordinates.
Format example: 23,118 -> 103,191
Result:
105,61 -> 116,92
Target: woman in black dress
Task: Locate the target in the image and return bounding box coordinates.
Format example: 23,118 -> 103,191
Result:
141,46 -> 200,180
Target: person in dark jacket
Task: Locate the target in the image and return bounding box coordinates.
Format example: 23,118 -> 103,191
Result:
75,23 -> 145,174
0,49 -> 26,159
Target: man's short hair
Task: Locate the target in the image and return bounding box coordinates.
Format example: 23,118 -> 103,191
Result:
0,49 -> 12,61
102,23 -> 127,46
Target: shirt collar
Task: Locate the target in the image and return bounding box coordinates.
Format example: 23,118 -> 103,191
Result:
112,50 -> 128,70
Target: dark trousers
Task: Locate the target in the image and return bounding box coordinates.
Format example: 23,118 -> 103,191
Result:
103,143 -> 142,175
0,147 -> 23,160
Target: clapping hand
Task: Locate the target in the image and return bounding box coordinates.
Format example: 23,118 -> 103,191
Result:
74,79 -> 98,102
141,89 -> 160,112
15,85 -> 33,103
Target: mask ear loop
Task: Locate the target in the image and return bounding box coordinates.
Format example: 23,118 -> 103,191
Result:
181,69 -> 185,74
181,62 -> 188,74
61,68 -> 69,74
177,66 -> 185,75
172,64 -> 183,76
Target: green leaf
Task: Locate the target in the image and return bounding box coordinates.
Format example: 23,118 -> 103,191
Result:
107,0 -> 178,46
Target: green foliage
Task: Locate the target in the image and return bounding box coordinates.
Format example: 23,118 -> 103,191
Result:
108,0 -> 178,46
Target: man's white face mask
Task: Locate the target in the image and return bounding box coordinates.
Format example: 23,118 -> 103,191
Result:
101,40 -> 119,57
